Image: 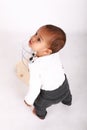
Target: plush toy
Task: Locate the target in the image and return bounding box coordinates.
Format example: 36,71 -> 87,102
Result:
16,60 -> 29,86
15,43 -> 36,85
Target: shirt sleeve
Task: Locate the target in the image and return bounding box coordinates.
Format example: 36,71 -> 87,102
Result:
24,63 -> 41,105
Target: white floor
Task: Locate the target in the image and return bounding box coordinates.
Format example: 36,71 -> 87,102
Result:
0,31 -> 87,130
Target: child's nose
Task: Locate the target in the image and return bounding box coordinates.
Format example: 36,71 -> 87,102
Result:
31,36 -> 36,43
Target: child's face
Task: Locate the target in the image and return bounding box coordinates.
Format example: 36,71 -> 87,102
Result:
28,27 -> 52,57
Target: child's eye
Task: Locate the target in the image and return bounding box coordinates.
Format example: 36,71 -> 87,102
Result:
37,38 -> 41,41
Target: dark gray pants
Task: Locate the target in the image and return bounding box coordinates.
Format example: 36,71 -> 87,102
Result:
34,75 -> 72,119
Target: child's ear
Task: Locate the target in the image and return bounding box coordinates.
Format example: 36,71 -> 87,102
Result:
44,48 -> 52,55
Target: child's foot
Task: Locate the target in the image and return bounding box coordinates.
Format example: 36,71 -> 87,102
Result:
62,100 -> 72,106
32,108 -> 45,120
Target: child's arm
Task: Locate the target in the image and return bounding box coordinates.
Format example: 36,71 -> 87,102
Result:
24,62 -> 41,106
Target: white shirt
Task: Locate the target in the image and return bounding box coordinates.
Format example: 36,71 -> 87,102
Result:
24,52 -> 65,105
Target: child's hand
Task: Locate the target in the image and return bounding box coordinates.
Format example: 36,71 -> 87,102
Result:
24,100 -> 31,107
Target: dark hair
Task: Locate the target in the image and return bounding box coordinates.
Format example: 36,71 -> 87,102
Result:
44,25 -> 66,53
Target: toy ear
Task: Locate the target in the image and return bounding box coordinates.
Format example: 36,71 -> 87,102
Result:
15,61 -> 29,86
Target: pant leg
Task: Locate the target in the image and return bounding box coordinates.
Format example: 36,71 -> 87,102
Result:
33,94 -> 48,119
62,90 -> 72,105
34,75 -> 72,118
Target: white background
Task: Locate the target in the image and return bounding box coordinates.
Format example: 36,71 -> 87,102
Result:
0,0 -> 87,130
0,0 -> 87,33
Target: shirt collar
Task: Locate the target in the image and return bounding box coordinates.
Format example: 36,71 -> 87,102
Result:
25,47 -> 59,64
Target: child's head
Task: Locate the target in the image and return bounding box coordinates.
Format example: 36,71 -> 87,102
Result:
29,24 -> 66,57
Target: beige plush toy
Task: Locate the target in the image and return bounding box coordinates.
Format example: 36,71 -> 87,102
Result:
16,43 -> 35,85
16,60 -> 29,86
